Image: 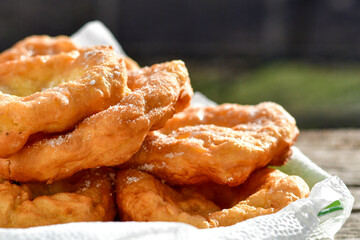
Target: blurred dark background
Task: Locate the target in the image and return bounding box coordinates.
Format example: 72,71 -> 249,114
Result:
1,0 -> 360,128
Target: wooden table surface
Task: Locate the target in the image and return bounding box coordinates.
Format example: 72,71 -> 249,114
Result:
296,129 -> 360,239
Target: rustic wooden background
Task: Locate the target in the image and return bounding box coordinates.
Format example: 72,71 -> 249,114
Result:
297,129 -> 360,239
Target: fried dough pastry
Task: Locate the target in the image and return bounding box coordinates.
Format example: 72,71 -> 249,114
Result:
116,169 -> 220,228
0,35 -> 140,71
0,46 -> 129,157
124,56 -> 140,71
115,168 -> 309,228
0,35 -> 77,63
122,103 -> 299,186
189,168 -> 310,227
0,168 -> 116,228
126,61 -> 192,113
0,60 -> 193,182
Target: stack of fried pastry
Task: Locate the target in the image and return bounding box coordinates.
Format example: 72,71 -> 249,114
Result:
0,35 -> 309,229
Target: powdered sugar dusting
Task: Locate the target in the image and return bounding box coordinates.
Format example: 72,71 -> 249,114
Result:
84,180 -> 91,187
126,176 -> 139,184
226,177 -> 234,183
83,50 -> 97,60
164,152 -> 184,159
47,135 -> 69,147
138,163 -> 154,171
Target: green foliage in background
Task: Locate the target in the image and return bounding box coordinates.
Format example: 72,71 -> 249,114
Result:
189,61 -> 360,128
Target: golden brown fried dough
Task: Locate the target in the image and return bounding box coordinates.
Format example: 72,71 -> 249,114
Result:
0,46 -> 129,157
122,103 -> 299,186
123,56 -> 140,71
0,60 -> 193,182
0,168 -> 116,228
115,168 -> 309,228
0,35 -> 78,63
116,169 -> 219,228
193,168 -> 309,227
0,34 -> 140,72
126,61 -> 192,114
